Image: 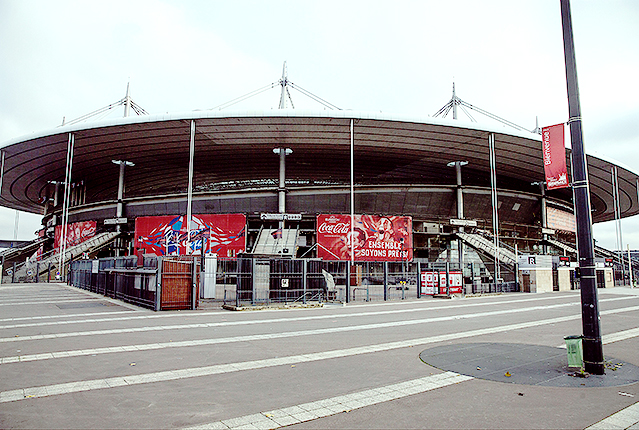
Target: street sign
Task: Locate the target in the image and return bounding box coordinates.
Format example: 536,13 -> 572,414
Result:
104,217 -> 128,225
260,213 -> 302,221
450,219 -> 477,227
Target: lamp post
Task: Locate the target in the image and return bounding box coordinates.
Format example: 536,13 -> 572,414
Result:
112,160 -> 134,256
561,0 -> 604,374
112,160 -> 134,227
447,161 -> 468,286
273,148 -> 292,249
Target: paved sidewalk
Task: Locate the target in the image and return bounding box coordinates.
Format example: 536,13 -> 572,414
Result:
1,283 -> 638,429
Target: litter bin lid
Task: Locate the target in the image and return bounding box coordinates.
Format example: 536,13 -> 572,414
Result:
564,335 -> 583,339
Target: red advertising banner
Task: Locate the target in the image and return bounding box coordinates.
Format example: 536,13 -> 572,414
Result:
135,214 -> 246,256
316,214 -> 412,261
420,271 -> 463,295
54,220 -> 97,249
542,123 -> 569,190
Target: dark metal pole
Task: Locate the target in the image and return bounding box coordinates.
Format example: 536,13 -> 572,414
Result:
383,261 -> 388,301
417,262 -> 421,298
346,264 -> 350,303
560,0 -> 604,374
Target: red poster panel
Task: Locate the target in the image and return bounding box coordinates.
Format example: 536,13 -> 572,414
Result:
438,271 -> 463,294
317,214 -> 412,261
135,214 -> 246,257
420,271 -> 463,295
54,221 -> 97,249
542,123 -> 569,190
420,271 -> 438,295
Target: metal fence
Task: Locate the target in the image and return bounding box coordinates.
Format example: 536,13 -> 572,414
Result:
219,258 -> 484,307
221,258 -> 347,306
70,256 -> 160,310
70,256 -> 521,310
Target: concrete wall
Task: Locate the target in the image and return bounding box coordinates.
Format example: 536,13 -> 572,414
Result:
602,268 -> 614,288
519,268 -> 553,293
557,267 -> 572,291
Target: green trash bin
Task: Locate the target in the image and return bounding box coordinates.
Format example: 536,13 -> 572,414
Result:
564,335 -> 583,368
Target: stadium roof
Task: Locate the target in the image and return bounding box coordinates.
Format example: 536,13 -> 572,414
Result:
1,110 -> 638,223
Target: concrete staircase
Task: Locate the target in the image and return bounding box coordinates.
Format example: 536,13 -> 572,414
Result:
13,232 -> 119,281
1,238 -> 47,261
251,227 -> 298,257
546,238 -> 577,255
456,232 -> 516,266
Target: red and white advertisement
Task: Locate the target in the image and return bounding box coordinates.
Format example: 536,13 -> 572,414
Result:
542,123 -> 569,190
54,220 -> 97,249
135,214 -> 246,257
420,271 -> 439,295
316,214 -> 412,261
420,271 -> 463,295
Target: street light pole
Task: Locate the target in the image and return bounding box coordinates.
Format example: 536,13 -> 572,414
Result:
273,147 -> 292,251
112,160 -> 134,257
560,0 -> 604,375
448,160 -> 468,287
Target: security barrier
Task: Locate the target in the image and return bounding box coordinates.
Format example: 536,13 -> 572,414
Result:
70,256 -> 515,310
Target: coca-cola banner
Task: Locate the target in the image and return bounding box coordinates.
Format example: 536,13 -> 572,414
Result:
135,214 -> 246,256
542,123 -> 569,190
54,220 -> 97,249
317,214 -> 413,261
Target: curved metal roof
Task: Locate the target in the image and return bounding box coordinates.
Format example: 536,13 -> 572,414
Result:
1,110 -> 637,224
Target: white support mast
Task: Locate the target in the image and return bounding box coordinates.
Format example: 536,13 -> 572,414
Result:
452,83 -> 458,120
278,62 -> 294,109
124,82 -> 131,118
433,83 -> 531,133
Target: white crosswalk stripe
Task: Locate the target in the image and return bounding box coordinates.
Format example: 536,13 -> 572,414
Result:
2,305 -> 638,403
184,372 -> 473,430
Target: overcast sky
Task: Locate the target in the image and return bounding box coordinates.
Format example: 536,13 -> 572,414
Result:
1,0 -> 638,250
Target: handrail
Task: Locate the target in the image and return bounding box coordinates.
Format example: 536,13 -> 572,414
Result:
8,231 -> 118,280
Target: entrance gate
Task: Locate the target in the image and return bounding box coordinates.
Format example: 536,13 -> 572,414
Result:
253,260 -> 270,303
160,258 -> 198,310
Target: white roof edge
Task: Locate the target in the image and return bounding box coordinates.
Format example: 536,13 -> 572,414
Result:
0,109 -> 541,148
2,109 -> 637,176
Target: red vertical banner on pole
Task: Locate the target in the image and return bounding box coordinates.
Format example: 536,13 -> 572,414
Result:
542,123 -> 569,190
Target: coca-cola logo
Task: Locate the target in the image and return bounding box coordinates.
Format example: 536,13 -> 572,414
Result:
81,224 -> 96,237
318,222 -> 350,235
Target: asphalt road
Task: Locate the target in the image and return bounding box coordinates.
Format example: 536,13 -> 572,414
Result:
1,282 -> 638,429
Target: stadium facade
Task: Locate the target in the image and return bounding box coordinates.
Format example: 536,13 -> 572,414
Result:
1,109 -> 639,289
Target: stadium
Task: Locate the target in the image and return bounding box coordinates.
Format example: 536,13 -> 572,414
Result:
1,81 -> 639,307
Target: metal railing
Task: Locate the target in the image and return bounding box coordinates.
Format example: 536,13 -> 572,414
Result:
69,255 -> 523,310
220,258 -> 471,307
5,229 -> 118,283
70,256 -> 159,310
